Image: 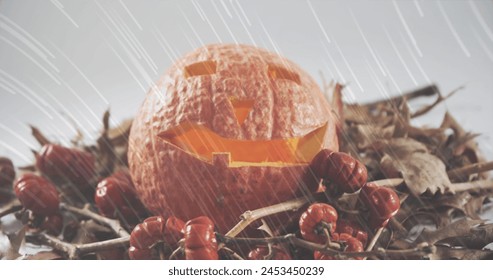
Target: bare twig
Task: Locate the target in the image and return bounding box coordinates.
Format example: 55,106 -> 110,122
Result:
363,85 -> 439,108
60,203 -> 130,238
225,197 -> 309,237
27,233 -> 129,259
366,227 -> 384,252
0,199 -> 22,218
450,180 -> 493,193
226,179 -> 404,237
77,237 -> 129,255
370,178 -> 404,188
411,86 -> 461,118
218,233 -> 434,259
220,246 -> 245,260
169,242 -> 184,260
447,161 -> 493,181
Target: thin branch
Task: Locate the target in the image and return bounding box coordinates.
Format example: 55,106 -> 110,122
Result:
225,178 -> 404,237
169,244 -> 184,260
219,233 -> 434,259
0,199 -> 22,218
27,233 -> 129,259
411,86 -> 461,118
60,203 -> 129,238
366,227 -> 384,252
450,180 -> 493,193
220,246 -> 245,260
225,197 -> 309,237
28,233 -> 78,259
77,237 -> 129,255
447,161 -> 493,181
362,85 -> 439,108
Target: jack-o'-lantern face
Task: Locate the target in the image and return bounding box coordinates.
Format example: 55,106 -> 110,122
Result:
129,44 -> 338,232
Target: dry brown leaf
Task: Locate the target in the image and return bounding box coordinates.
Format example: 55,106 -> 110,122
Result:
430,245 -> 493,260
107,119 -> 132,146
414,219 -> 484,245
379,138 -> 453,195
346,124 -> 395,150
30,125 -> 51,146
438,223 -> 493,249
440,112 -> 484,169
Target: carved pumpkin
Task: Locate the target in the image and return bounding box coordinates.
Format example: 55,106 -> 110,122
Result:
128,44 -> 338,233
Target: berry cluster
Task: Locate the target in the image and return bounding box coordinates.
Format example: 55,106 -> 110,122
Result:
1,144 -> 401,260
298,203 -> 363,259
297,149 -> 400,259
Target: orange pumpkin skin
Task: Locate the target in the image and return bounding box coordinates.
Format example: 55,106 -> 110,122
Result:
128,44 -> 338,233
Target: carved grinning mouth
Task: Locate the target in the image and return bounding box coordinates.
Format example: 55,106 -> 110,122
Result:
157,122 -> 328,167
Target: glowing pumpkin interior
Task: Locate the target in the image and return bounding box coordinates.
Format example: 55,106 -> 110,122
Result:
158,122 -> 327,168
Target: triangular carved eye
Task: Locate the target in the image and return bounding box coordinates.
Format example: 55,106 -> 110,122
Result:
268,64 -> 301,85
184,60 -> 217,78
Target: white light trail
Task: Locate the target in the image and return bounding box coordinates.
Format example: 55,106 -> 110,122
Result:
437,1 -> 471,58
50,0 -> 79,28
393,0 -> 423,57
306,0 -> 331,44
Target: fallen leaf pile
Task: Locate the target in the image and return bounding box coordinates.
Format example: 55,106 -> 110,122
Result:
334,83 -> 493,259
0,83 -> 491,260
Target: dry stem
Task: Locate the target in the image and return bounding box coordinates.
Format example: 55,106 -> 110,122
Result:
60,203 -> 130,238
28,233 -> 129,259
219,233 -> 434,259
225,196 -> 309,237
225,178 -> 404,237
0,199 -> 22,218
450,180 -> 493,193
447,161 -> 493,181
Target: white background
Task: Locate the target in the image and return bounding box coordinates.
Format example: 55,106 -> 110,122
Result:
0,0 -> 492,166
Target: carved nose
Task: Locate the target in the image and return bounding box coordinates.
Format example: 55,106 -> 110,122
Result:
228,97 -> 254,125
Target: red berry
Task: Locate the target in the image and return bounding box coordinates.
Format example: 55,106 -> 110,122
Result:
314,233 -> 364,260
309,150 -> 367,193
130,216 -> 166,249
36,144 -> 95,186
359,183 -> 400,229
299,203 -> 338,244
95,173 -> 147,223
184,216 -> 218,260
336,219 -> 368,247
41,214 -> 63,236
164,216 -> 186,245
0,157 -> 15,187
14,174 -> 59,216
128,246 -> 153,260
309,149 -> 334,179
111,169 -> 133,185
130,216 -> 185,252
248,246 -> 291,260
